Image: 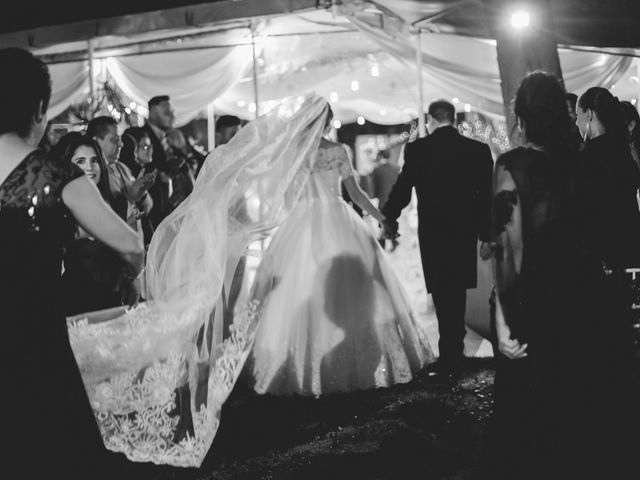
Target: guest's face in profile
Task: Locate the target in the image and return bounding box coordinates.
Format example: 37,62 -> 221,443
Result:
95,125 -> 122,164
575,106 -> 591,139
71,145 -> 101,185
219,125 -> 240,145
152,101 -> 175,131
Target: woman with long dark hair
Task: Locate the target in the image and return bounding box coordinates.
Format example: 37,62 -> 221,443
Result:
58,134 -> 129,314
482,72 -> 637,479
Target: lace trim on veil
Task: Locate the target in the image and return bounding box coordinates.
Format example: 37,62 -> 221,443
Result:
67,94 -> 331,468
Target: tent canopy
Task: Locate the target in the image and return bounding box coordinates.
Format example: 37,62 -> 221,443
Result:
5,0 -> 639,125
3,0 -> 640,49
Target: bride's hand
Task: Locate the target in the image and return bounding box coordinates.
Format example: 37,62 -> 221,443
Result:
497,322 -> 528,359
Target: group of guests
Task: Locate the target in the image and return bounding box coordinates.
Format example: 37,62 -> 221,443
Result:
2,45 -> 639,478
43,99 -> 246,317
477,74 -> 640,479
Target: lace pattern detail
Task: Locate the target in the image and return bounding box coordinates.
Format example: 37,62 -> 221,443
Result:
68,299 -> 263,468
311,145 -> 354,178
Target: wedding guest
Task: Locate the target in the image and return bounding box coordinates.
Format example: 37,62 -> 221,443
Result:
575,87 -> 640,269
485,71 -> 637,480
119,127 -> 156,245
365,149 -> 400,250
119,127 -> 153,177
620,99 -> 640,170
214,115 -> 247,323
0,47 -> 144,478
142,95 -> 174,230
215,114 -> 242,147
165,128 -> 199,210
58,134 -> 124,314
565,91 -> 584,151
87,116 -> 155,242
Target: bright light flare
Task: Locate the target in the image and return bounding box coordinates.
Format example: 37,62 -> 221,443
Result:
511,11 -> 530,29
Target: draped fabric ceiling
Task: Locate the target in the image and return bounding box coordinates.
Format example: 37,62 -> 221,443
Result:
39,0 -> 640,126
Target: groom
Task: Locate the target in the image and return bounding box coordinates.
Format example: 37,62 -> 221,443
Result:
381,100 -> 493,380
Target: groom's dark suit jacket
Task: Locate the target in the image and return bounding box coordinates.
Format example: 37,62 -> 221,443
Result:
382,125 -> 493,292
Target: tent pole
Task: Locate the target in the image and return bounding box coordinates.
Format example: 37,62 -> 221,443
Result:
88,38 -> 96,104
415,28 -> 426,138
250,22 -> 264,251
637,56 -> 640,106
207,102 -> 215,152
251,24 -> 260,119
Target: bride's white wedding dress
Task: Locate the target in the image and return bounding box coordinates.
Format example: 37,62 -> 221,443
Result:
65,95 -> 430,468
244,143 -> 434,396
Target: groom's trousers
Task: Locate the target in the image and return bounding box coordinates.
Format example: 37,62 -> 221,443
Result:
430,284 -> 467,371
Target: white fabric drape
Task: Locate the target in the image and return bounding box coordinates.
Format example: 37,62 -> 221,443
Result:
105,46 -> 253,126
48,61 -> 89,119
44,8 -> 636,124
68,94 -> 331,467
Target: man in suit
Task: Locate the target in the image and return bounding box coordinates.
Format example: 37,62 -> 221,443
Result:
142,95 -> 175,241
382,100 -> 493,381
366,149 -> 400,250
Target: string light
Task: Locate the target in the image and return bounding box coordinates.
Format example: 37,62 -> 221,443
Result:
237,100 -> 246,107
248,103 -> 256,113
458,112 -> 511,153
452,97 -> 459,104
330,91 -> 339,102
370,65 -> 380,77
333,120 -> 342,129
357,116 -> 365,125
351,80 -> 360,92
379,109 -> 387,116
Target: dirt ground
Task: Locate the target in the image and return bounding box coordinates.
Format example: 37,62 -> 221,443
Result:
133,358 -> 496,480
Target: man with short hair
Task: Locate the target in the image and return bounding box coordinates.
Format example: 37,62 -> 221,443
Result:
215,115 -> 242,147
142,95 -> 175,236
214,114 -> 248,323
382,100 -> 494,382
87,116 -> 154,238
366,149 -> 400,250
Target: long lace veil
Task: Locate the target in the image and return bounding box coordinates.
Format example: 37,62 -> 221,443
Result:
67,94 -> 331,467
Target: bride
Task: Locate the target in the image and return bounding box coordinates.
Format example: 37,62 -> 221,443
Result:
243,105 -> 434,396
69,94 -> 432,468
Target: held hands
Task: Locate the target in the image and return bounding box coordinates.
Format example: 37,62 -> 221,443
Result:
380,219 -> 400,241
496,321 -> 528,360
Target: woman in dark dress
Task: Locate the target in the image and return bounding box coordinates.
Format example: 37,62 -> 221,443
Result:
0,48 -> 144,477
484,72 -> 638,479
576,87 -> 640,270
59,135 -> 125,315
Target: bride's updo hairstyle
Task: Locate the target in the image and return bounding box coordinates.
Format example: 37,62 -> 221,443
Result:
0,47 -> 52,138
578,87 -> 627,142
513,70 -> 572,157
